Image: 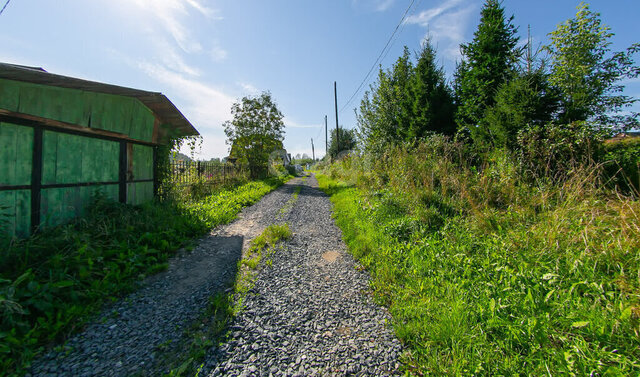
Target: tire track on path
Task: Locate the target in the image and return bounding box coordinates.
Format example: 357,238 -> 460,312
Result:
205,174 -> 402,376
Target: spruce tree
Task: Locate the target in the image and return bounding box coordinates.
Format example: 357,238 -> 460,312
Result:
409,40 -> 456,138
455,0 -> 520,141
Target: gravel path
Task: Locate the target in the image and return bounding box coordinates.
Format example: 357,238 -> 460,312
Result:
27,175 -> 402,376
204,175 -> 402,376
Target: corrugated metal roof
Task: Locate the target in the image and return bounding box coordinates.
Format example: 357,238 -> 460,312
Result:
0,62 -> 199,141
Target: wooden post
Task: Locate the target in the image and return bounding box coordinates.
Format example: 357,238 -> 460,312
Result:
334,82 -> 340,151
311,138 -> 315,161
30,127 -> 43,233
119,141 -> 127,204
325,115 -> 328,159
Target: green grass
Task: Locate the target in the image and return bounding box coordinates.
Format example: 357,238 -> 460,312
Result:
0,175 -> 290,377
316,141 -> 640,375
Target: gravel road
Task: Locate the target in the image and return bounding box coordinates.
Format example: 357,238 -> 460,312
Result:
28,175 -> 402,376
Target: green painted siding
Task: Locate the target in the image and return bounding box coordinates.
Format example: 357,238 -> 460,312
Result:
127,182 -> 154,206
0,78 -> 156,142
41,185 -> 118,227
42,131 -> 119,184
131,144 -> 153,180
0,122 -> 33,185
0,190 -> 30,237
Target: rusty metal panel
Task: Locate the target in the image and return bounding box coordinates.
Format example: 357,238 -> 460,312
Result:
0,190 -> 30,237
127,182 -> 153,206
0,122 -> 33,185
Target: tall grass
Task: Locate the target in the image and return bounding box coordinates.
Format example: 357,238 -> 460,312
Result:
318,136 -> 639,375
0,175 -> 289,376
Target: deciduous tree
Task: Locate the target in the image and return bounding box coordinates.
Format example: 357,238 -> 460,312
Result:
546,2 -> 639,130
224,92 -> 285,176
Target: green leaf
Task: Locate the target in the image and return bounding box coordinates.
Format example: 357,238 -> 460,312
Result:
571,321 -> 590,329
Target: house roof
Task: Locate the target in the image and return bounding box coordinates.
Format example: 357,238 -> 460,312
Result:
0,62 -> 199,140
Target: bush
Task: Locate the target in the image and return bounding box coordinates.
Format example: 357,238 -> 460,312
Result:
516,122 -> 604,181
601,136 -> 640,194
318,138 -> 640,375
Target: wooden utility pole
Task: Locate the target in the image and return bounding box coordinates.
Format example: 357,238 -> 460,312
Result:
527,24 -> 532,73
334,81 -> 339,152
324,115 -> 328,158
311,138 -> 315,161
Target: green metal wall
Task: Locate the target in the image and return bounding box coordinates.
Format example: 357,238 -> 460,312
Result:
0,78 -> 156,142
1,122 -> 156,237
0,122 -> 33,236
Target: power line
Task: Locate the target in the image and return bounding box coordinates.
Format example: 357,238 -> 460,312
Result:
338,0 -> 417,114
0,0 -> 11,16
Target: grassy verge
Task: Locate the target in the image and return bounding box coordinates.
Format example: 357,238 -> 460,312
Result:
161,223 -> 292,377
316,146 -> 639,375
0,176 -> 289,376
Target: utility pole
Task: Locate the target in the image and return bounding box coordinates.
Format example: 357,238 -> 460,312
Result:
334,81 -> 339,154
311,138 -> 315,161
527,24 -> 532,73
324,115 -> 328,159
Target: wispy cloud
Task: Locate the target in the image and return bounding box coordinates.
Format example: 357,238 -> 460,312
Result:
375,0 -> 395,12
405,0 -> 476,61
211,44 -> 228,62
125,0 -> 221,53
238,82 -> 260,95
352,0 -> 396,12
136,61 -> 235,127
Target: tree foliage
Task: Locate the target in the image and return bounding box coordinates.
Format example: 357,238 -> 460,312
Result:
328,127 -> 356,159
357,43 -> 456,154
224,92 -> 285,175
409,40 -> 457,138
482,69 -> 560,148
357,47 -> 414,155
546,2 -> 640,129
455,0 -> 520,138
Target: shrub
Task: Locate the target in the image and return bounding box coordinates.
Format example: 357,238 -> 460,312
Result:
601,136 -> 640,194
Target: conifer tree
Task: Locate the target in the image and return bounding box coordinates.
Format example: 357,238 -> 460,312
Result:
455,0 -> 520,141
409,40 -> 456,138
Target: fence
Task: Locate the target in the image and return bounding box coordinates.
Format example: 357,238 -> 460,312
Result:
169,161 -> 249,185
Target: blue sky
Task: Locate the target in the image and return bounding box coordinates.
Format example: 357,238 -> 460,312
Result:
1,0 -> 638,159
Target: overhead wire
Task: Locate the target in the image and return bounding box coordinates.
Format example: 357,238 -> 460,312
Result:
338,0 -> 418,114
0,0 -> 11,16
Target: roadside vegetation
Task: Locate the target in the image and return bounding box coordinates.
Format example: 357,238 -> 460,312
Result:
0,175 -> 289,376
320,1 -> 639,375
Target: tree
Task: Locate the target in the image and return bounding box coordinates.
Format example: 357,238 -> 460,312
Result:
409,39 -> 456,138
224,92 -> 285,176
482,69 -> 560,148
546,2 -> 639,130
328,127 -> 356,159
455,0 -> 520,140
357,47 -> 414,155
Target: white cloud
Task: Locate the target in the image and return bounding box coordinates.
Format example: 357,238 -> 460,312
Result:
405,0 -> 476,61
238,82 -> 260,95
124,0 -> 219,53
375,0 -> 395,12
136,61 -> 235,131
211,45 -> 228,62
352,0 -> 396,12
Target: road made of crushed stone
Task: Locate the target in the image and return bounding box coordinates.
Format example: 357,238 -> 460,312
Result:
28,175 -> 402,377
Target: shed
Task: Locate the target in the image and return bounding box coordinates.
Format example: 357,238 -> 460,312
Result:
0,63 -> 199,237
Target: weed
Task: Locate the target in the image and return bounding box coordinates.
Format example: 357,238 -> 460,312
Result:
317,139 -> 640,375
0,176 -> 290,376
